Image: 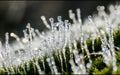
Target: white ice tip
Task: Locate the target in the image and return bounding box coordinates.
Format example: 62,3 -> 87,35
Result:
10,32 -> 15,37
100,30 -> 105,35
97,6 -> 105,11
22,38 -> 28,43
26,23 -> 31,28
34,48 -> 38,51
41,16 -> 46,20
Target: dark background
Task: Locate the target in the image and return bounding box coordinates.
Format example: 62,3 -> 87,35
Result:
0,1 -> 116,42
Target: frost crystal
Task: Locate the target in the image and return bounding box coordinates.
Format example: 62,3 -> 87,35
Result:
0,4 -> 120,74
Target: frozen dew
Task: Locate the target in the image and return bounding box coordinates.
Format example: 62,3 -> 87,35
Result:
22,38 -> 29,44
0,3 -> 120,74
97,6 -> 106,17
26,23 -> 33,44
10,33 -> 15,37
5,32 -> 9,52
69,9 -> 77,24
34,47 -> 38,51
86,63 -> 91,69
41,16 -> 50,29
10,32 -> 24,49
31,28 -> 37,39
57,16 -> 62,22
49,17 -> 54,28
76,8 -> 82,23
35,59 -> 43,74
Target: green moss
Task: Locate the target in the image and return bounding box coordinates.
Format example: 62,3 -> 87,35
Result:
94,37 -> 102,52
65,47 -> 72,74
116,67 -> 120,74
1,28 -> 120,74
86,38 -> 93,53
93,67 -> 112,75
114,28 -> 120,47
52,50 -> 62,73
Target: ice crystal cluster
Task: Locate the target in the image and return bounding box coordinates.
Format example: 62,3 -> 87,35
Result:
0,4 -> 120,74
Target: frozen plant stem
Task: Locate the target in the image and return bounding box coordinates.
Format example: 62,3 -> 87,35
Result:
0,4 -> 120,74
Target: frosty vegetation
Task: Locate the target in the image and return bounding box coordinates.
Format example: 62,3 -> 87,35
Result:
0,4 -> 120,74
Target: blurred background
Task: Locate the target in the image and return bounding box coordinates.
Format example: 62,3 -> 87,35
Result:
0,1 -> 116,42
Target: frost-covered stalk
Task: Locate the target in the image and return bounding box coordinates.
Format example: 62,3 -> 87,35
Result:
26,23 -> 33,57
0,3 -> 120,74
105,16 -> 117,72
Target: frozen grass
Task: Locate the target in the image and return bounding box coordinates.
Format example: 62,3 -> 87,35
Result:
0,4 -> 120,74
